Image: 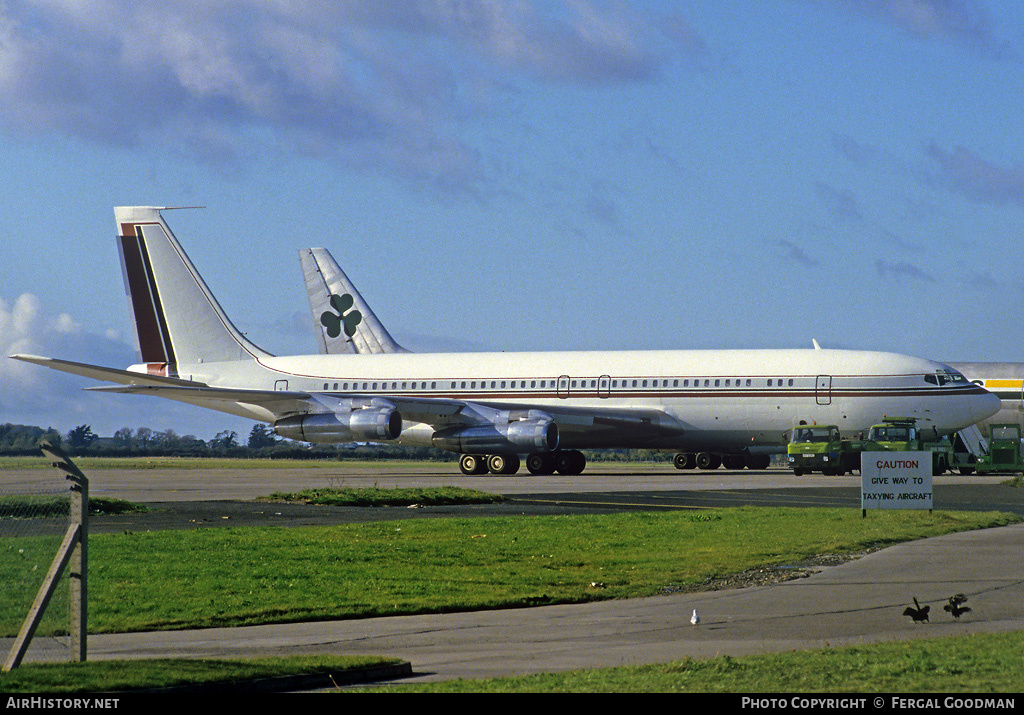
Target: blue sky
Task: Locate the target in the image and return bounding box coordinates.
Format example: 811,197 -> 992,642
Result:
2,1 -> 1022,439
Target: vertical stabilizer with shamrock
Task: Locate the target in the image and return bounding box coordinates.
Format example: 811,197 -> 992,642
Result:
300,248 -> 409,355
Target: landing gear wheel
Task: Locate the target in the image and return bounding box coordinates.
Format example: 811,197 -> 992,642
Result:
526,452 -> 557,475
745,453 -> 771,470
722,454 -> 747,470
488,453 -> 521,475
459,454 -> 488,475
673,453 -> 696,470
555,450 -> 586,476
696,452 -> 721,470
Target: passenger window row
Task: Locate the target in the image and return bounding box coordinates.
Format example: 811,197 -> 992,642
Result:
319,377 -> 799,392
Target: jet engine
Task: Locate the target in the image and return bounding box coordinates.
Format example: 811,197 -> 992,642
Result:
274,403 -> 401,443
432,411 -> 558,453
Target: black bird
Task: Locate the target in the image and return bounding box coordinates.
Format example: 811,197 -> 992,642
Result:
944,594 -> 971,620
903,597 -> 930,623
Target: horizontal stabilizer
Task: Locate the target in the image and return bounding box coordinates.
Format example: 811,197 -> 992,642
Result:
9,354 -> 205,388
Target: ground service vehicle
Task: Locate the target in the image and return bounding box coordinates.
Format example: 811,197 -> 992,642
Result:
974,423 -> 1024,475
861,416 -> 954,476
787,424 -> 860,476
788,416 -> 956,476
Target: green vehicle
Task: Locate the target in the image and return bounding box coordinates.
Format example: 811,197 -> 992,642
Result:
787,424 -> 860,476
975,424 -> 1024,475
862,416 -> 954,476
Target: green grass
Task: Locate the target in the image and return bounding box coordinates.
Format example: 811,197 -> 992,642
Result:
3,632 -> 1020,693
0,495 -> 148,518
2,507 -> 1015,636
374,631 -> 1024,693
2,507 -> 1020,693
0,655 -> 403,693
262,486 -> 504,507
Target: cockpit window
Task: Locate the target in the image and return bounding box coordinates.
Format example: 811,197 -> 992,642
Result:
927,369 -> 968,386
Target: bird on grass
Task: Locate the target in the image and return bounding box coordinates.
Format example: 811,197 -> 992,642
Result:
903,597 -> 930,624
944,594 -> 971,620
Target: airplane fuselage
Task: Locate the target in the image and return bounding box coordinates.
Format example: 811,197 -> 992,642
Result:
153,347 -> 998,454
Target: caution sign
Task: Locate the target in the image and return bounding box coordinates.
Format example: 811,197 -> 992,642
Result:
860,451 -> 932,511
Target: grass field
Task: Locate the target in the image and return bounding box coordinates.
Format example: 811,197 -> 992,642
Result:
2,467 -> 1020,693
0,655 -> 404,693
2,506 -> 1015,635
263,485 -> 504,506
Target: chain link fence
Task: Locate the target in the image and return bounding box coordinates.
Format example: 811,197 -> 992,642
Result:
0,467 -> 73,651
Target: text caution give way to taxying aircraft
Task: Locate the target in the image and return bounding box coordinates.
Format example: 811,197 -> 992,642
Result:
11,206 -> 1000,476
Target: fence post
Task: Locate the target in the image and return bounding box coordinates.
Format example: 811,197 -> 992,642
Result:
2,441 -> 88,671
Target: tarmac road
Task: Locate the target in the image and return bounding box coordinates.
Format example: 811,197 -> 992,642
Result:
3,463 -> 1023,686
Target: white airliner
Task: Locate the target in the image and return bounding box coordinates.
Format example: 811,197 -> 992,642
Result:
301,248 -> 1018,454
10,206 -> 1000,476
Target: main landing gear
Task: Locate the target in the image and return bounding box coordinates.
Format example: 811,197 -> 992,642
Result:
458,450 -> 587,476
673,452 -> 771,470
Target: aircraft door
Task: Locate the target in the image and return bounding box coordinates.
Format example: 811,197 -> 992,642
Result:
275,379 -> 289,391
815,375 -> 832,405
557,375 -> 570,399
599,375 -> 611,399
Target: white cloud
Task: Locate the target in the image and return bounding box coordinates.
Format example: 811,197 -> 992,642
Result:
1,292 -> 250,438
1,293 -> 114,426
0,1 -> 700,193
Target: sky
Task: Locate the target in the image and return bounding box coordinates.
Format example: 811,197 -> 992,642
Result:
1,1 -> 1023,440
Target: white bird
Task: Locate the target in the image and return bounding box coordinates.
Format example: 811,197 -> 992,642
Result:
690,609 -> 700,625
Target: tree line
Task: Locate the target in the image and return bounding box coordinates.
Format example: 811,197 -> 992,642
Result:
1,423 -> 678,463
2,417 -> 688,463
0,422 -> 453,461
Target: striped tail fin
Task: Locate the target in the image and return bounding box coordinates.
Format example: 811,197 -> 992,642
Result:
115,206 -> 271,373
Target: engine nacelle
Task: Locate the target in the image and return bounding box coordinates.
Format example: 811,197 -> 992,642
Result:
504,418 -> 559,452
431,416 -> 558,453
274,405 -> 401,443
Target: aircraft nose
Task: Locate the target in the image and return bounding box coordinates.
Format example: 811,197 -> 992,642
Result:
975,388 -> 1002,422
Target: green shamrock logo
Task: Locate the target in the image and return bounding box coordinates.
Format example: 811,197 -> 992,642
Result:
320,293 -> 362,338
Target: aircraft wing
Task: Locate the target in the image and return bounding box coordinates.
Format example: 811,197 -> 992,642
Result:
86,382 -> 683,444
12,353 -> 683,447
86,383 -> 468,425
